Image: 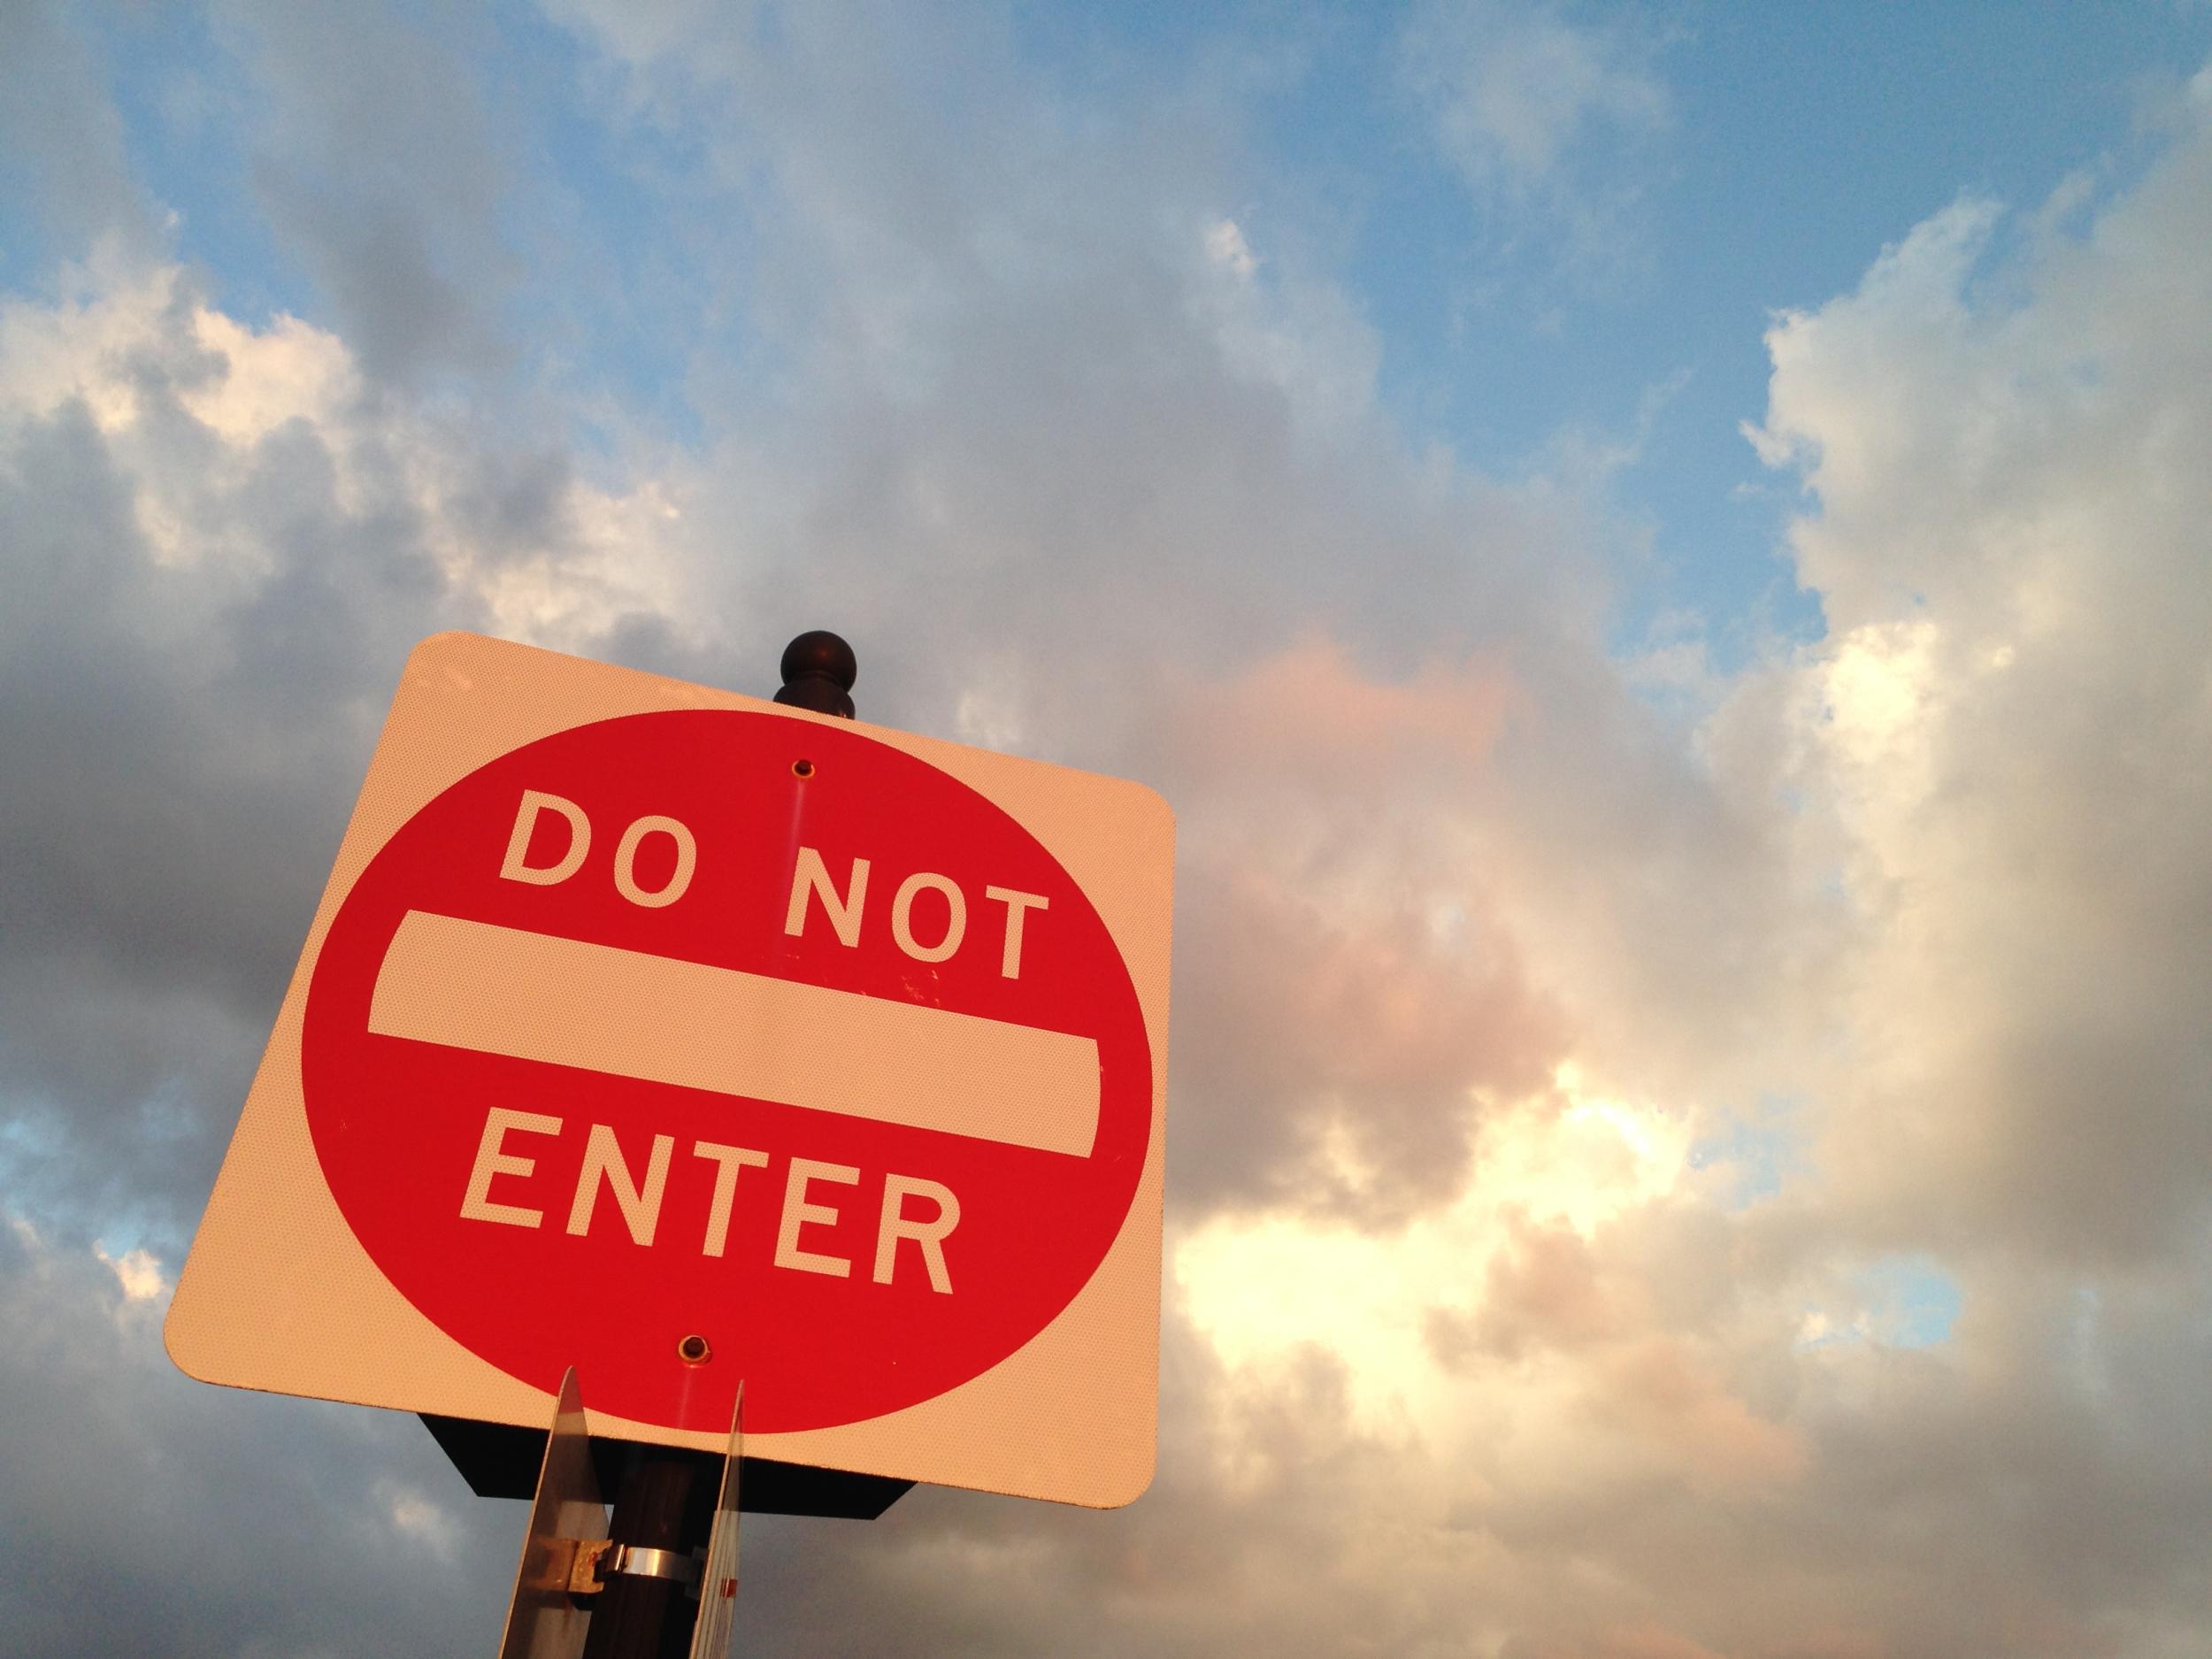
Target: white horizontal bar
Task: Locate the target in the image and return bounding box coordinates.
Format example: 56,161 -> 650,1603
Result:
367,910 -> 1099,1156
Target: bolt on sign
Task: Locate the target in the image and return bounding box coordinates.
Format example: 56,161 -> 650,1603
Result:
165,632 -> 1173,1508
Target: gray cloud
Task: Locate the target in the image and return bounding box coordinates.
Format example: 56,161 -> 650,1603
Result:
0,1222 -> 520,1657
0,0 -> 159,262
0,267 -> 539,1240
209,0 -> 519,385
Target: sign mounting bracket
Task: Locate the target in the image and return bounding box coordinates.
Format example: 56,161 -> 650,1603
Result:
494,1367 -> 745,1658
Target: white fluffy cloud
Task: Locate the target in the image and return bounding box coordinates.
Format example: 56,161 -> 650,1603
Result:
1727,105 -> 2212,1266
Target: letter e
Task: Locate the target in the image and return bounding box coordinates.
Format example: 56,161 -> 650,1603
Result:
775,1158 -> 861,1277
460,1108 -> 561,1228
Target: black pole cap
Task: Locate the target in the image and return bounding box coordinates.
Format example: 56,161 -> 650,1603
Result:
774,630 -> 857,719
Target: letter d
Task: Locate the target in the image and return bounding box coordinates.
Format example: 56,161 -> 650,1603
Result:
500,789 -> 590,886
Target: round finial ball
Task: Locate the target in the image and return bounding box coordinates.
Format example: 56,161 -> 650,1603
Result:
780,630 -> 856,693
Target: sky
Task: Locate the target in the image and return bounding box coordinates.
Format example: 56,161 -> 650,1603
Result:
4,2 -> 2212,1655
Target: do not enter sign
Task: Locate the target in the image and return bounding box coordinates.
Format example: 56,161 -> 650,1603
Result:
306,707 -> 1151,1434
167,633 -> 1173,1508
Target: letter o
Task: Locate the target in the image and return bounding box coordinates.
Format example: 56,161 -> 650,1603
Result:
891,871 -> 966,963
613,815 -> 697,909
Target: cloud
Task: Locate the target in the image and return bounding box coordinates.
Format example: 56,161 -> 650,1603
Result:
4,8 -> 2212,1658
206,0 -> 521,385
1728,100 -> 2212,1266
0,256 -> 683,1239
0,1217 -> 520,1657
1402,0 -> 1668,186
0,1 -> 159,263
1397,0 -> 1671,288
94,1241 -> 166,1302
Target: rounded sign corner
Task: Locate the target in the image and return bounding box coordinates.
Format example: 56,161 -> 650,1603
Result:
160,1292 -> 220,1385
1079,1439 -> 1158,1510
403,628 -> 482,666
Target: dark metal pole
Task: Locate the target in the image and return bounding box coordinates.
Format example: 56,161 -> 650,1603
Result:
581,632 -> 858,1659
580,1446 -> 721,1659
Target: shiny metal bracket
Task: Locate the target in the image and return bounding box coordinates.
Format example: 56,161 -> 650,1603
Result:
491,1370 -> 745,1659
564,1540 -> 703,1595
687,1379 -> 744,1659
495,1367 -> 606,1659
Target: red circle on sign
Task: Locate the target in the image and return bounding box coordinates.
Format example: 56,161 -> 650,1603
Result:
302,710 -> 1151,1434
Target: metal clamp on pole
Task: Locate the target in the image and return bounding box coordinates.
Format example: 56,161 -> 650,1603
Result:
613,1547 -> 703,1590
566,1541 -> 703,1597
